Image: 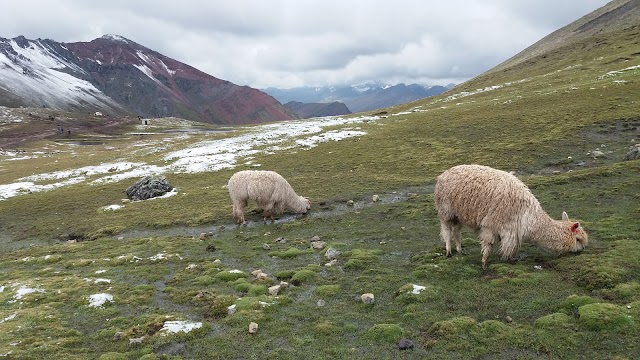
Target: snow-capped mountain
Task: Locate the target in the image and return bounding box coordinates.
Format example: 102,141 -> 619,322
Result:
263,83 -> 450,113
0,35 -> 298,125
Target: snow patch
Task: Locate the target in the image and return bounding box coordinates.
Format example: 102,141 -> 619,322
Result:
411,284 -> 426,294
88,293 -> 113,307
14,285 -> 45,299
161,320 -> 202,334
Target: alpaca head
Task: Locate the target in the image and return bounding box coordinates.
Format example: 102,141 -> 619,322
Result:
300,197 -> 311,213
562,211 -> 589,252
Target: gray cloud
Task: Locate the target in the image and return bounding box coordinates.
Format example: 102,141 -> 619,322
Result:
1,0 -> 611,88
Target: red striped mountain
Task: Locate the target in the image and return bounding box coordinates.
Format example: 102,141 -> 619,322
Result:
0,34 -> 298,125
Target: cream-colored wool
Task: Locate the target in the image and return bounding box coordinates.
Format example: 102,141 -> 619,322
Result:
228,170 -> 311,224
434,164 -> 588,268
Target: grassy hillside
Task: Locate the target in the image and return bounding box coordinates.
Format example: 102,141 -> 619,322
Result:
1,12 -> 640,360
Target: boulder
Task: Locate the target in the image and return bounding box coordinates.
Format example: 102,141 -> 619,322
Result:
126,175 -> 173,201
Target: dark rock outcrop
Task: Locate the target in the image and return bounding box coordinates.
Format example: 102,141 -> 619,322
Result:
126,175 -> 173,201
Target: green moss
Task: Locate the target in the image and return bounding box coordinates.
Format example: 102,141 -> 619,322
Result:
395,283 -> 439,304
344,249 -> 382,270
274,270 -> 295,280
268,247 -> 308,258
365,323 -> 404,343
315,285 -> 341,297
98,353 -> 127,360
214,270 -> 246,282
578,303 -> 634,331
558,294 -> 600,316
291,269 -> 316,285
535,313 -> 573,329
429,316 -> 478,336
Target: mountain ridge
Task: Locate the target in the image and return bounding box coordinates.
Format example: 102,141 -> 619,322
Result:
0,34 -> 298,125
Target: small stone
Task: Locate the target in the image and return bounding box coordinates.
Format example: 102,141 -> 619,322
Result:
117,237 -> 124,241
129,335 -> 147,345
121,199 -> 130,204
592,150 -> 605,158
199,232 -> 209,240
627,305 -> 632,309
213,259 -> 222,264
361,293 -> 375,305
262,243 -> 271,250
311,241 -> 327,250
264,232 -> 271,236
268,285 -> 281,296
346,200 -> 355,207
249,322 -> 259,334
310,235 -> 321,242
279,281 -> 289,289
252,269 -> 268,279
325,247 -> 341,260
113,331 -> 124,340
274,237 -> 287,244
505,316 -> 513,323
372,194 -> 380,202
325,259 -> 338,267
317,299 -> 326,307
205,244 -> 216,252
227,304 -> 237,315
398,338 -> 414,350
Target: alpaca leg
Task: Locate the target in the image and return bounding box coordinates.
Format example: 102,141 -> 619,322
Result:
263,203 -> 274,224
452,223 -> 463,255
440,221 -> 453,257
232,200 -> 247,225
479,228 -> 496,269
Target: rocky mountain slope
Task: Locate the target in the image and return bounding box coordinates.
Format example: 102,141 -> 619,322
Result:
0,34 -> 298,125
264,83 -> 449,113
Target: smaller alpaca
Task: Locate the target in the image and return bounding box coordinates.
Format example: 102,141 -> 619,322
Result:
228,170 -> 311,224
434,164 -> 588,268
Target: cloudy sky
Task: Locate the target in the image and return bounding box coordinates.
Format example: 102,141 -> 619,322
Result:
1,0 -> 611,89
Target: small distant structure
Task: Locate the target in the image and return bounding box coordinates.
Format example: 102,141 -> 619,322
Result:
139,115 -> 150,125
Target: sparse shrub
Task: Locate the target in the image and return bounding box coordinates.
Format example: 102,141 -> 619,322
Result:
99,353 -> 127,360
268,247 -> 307,258
195,275 -> 215,286
314,320 -> 342,335
344,249 -> 382,270
208,294 -> 237,318
479,320 -> 510,335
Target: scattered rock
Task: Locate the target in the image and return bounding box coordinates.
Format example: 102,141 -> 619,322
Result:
249,322 -> 259,334
398,338 -> 414,350
252,269 -> 268,279
317,299 -> 326,307
346,200 -> 355,207
129,335 -> 147,345
227,304 -> 237,315
274,237 -> 287,244
205,244 -> 216,252
325,247 -> 341,260
126,175 -> 173,201
213,259 -> 222,264
505,316 -> 513,323
591,150 -> 605,159
262,243 -> 271,250
310,235 -> 321,242
311,241 -> 327,250
625,144 -> 640,160
361,293 -> 375,305
113,332 -> 124,340
325,259 -> 338,267
199,232 -> 209,240
268,285 -> 281,296
372,194 -> 380,202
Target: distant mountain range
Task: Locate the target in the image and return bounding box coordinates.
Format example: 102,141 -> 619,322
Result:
283,101 -> 351,118
263,83 -> 453,113
0,34 -> 298,125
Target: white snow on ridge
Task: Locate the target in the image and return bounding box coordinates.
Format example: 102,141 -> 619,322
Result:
0,40 -> 121,110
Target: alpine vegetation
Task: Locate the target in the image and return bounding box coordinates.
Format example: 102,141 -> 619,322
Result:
434,164 -> 588,268
227,170 -> 311,224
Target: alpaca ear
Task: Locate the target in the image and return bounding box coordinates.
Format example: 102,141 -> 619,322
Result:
571,222 -> 580,233
562,211 -> 569,221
